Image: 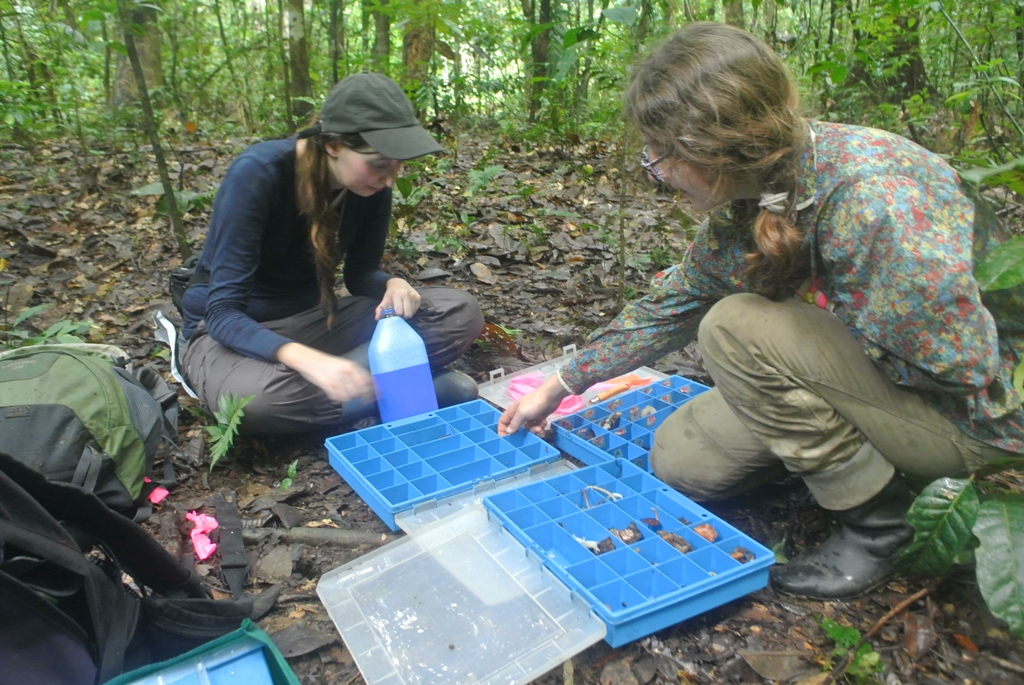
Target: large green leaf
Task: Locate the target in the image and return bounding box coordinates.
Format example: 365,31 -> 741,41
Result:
563,27 -> 599,49
974,499 -> 1024,637
975,235 -> 1024,292
899,477 -> 978,577
602,6 -> 638,25
132,181 -> 166,196
959,154 -> 1024,188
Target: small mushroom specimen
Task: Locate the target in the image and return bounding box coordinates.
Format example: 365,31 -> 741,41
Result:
575,534 -> 616,555
730,546 -> 755,563
693,523 -> 719,543
640,507 -> 662,530
610,522 -> 644,544
658,530 -> 693,554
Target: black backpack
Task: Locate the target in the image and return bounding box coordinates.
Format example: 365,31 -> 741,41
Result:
0,452 -> 253,685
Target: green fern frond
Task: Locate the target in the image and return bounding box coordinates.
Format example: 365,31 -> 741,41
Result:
205,393 -> 254,471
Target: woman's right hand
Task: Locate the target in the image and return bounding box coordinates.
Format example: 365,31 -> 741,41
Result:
276,342 -> 375,403
498,374 -> 570,436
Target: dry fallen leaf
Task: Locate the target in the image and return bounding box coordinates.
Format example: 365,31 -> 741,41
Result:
952,633 -> 979,652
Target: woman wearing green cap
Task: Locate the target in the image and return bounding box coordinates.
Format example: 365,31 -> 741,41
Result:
179,73 -> 483,434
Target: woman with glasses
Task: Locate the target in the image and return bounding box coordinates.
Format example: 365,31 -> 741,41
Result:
180,73 -> 483,435
500,22 -> 1023,599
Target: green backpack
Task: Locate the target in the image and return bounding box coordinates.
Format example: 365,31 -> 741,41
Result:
0,344 -> 178,514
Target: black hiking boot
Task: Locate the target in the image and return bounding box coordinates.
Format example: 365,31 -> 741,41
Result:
432,368 -> 479,407
770,474 -> 916,600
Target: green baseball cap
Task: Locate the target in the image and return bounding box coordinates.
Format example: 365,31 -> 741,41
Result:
315,72 -> 442,160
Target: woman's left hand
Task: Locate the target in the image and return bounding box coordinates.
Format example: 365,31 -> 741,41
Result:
377,278 -> 422,319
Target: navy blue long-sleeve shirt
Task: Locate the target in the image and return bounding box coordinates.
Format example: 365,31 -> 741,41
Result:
181,138 -> 393,361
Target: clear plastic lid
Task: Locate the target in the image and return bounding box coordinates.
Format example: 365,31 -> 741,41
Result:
477,345 -> 669,410
317,505 -> 606,685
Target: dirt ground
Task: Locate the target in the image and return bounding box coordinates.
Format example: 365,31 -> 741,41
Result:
2,133 -> 1023,684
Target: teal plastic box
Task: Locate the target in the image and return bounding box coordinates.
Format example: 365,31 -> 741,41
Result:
107,620 -> 300,685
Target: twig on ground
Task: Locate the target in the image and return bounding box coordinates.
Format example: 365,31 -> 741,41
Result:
987,655 -> 1024,676
823,586 -> 932,685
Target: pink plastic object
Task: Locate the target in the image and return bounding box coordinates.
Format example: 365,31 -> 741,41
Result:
508,372 -> 620,417
143,477 -> 169,504
186,511 -> 219,561
508,372 -> 580,416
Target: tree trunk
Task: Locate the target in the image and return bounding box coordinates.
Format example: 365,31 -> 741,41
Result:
111,4 -> 161,110
286,0 -> 313,119
101,18 -> 111,107
403,20 -> 433,95
636,0 -> 653,44
525,0 -> 552,120
2,16 -> 18,82
12,9 -> 58,119
891,13 -> 928,99
213,0 -> 251,132
577,0 -> 608,113
664,0 -> 677,28
275,0 -> 295,129
330,0 -> 345,83
1017,5 -> 1023,94
724,0 -> 743,28
115,0 -> 189,259
372,0 -> 391,74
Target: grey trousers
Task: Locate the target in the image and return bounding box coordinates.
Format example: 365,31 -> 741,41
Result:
182,287 -> 484,435
650,294 -> 1014,510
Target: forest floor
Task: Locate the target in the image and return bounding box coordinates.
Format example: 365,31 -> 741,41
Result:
2,129 -> 1024,685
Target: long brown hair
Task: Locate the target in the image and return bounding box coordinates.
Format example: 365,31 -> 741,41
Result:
295,121 -> 372,325
624,22 -> 809,299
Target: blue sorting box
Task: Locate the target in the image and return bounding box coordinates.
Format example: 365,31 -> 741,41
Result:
483,459 -> 774,647
326,399 -> 563,530
552,375 -> 711,472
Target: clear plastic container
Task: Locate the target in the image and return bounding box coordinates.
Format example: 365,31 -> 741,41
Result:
476,344 -> 668,410
317,506 -> 607,685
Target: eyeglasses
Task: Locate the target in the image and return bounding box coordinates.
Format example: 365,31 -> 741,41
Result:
641,145 -> 670,183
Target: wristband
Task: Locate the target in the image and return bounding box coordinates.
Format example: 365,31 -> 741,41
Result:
555,368 -> 575,396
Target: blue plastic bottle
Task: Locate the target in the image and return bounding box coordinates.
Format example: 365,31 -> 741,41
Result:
368,308 -> 438,422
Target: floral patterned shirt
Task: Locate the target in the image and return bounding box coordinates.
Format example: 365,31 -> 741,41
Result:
560,121 -> 1024,454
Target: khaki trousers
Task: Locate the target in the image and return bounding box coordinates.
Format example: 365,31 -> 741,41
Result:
650,294 -> 1013,510
182,287 -> 483,435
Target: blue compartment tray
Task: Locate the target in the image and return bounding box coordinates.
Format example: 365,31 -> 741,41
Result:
326,399 -> 562,530
552,375 -> 711,472
483,459 -> 773,647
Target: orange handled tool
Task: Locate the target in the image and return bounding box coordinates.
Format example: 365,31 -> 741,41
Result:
588,383 -> 631,404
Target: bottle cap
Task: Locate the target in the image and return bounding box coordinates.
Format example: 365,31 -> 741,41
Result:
379,307 -> 396,318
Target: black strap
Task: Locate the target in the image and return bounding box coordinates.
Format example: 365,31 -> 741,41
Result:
71,446 -> 103,494
186,266 -> 210,289
80,537 -> 134,683
213,491 -> 248,598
